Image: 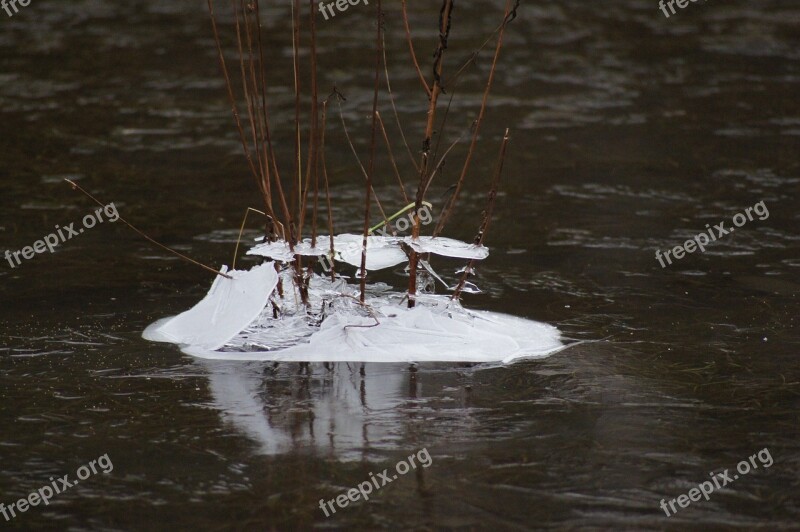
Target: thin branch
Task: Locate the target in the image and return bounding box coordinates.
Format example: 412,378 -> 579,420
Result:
65,180 -> 232,279
407,0 -> 454,308
231,0 -> 259,171
361,0 -> 383,304
254,0 -> 292,239
298,0 -> 320,242
207,0 -> 262,201
452,128 -> 509,299
422,121 -> 469,198
430,0 -> 521,169
400,0 -> 431,98
234,0 -> 270,213
333,93 -> 389,224
232,207 -> 266,269
435,0 -> 513,237
338,294 -> 381,330
290,0 -> 303,229
442,0 -> 519,91
252,0 -> 273,218
376,110 -> 409,203
381,28 -> 419,173
320,100 -> 336,280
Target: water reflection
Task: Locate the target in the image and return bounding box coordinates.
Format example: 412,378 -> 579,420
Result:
201,360 -> 433,459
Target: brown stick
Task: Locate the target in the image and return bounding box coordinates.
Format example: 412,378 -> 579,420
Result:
431,2 -> 521,204
376,110 -> 409,203
207,0 -> 262,201
435,0 -> 513,237
381,28 -> 420,173
251,0 -> 273,221
253,0 -> 292,240
320,100 -> 336,280
400,0 -> 431,98
333,94 -> 390,224
233,0 -> 270,213
241,1 -> 277,221
360,0 -> 383,304
407,0 -> 454,308
307,5 -> 322,249
422,123 -> 470,199
65,180 -> 232,279
232,207 -> 266,269
298,0 -> 320,242
451,128 -> 509,299
290,0 -> 303,229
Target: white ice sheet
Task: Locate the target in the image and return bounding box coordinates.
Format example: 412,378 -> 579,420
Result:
143,263 -> 278,350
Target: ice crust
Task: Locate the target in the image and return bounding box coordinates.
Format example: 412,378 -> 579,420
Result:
403,236 -> 489,260
143,262 -> 564,364
143,263 -> 278,350
246,234 -> 489,271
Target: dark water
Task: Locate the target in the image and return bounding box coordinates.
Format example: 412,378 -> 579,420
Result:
1,0 -> 799,529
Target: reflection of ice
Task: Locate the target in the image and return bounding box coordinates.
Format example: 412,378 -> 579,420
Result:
200,360 -> 409,458
203,362 -> 293,456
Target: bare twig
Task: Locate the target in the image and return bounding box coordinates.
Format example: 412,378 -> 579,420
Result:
232,206 -> 266,269
338,294 -> 381,330
291,0 -> 303,227
207,0 -> 262,203
253,0 -> 293,240
452,128 -> 509,299
423,121 -> 470,198
65,179 -> 232,279
298,0 -> 321,242
320,100 -> 336,280
400,0 -> 431,98
407,0 -> 454,308
381,29 -> 419,173
376,110 -> 409,203
361,0 -> 383,304
431,1 -> 521,175
333,93 -> 390,223
435,0 -> 513,237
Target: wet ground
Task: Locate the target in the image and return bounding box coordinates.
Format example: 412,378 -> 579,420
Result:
1,0 -> 798,529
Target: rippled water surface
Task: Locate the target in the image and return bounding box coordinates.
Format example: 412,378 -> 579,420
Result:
1,0 -> 799,529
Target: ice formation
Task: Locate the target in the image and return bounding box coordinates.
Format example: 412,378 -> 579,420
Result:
144,237 -> 564,363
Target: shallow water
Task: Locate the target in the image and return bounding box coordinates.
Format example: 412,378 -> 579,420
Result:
1,0 -> 799,529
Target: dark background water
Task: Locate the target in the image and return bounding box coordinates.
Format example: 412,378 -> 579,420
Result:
1,0 -> 798,529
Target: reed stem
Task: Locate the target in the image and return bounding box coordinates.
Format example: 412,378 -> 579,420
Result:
435,0 -> 514,237
360,0 -> 384,304
407,0 -> 454,308
451,128 -> 509,299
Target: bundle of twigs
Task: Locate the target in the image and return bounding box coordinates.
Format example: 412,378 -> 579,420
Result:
206,0 -> 520,310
